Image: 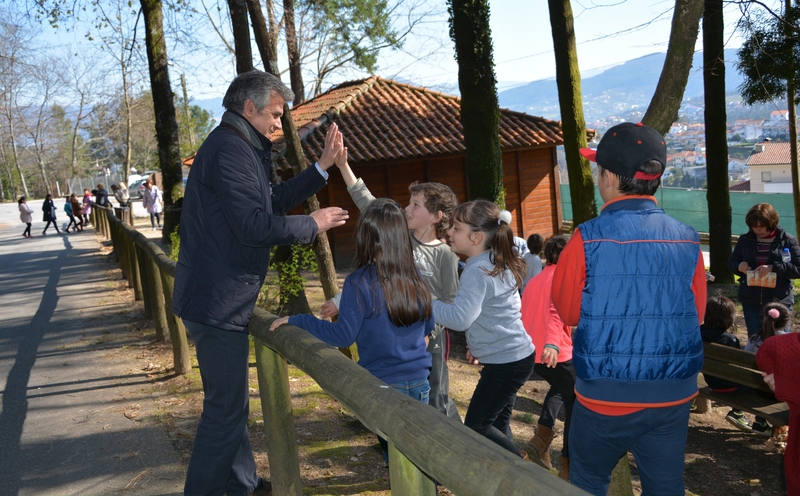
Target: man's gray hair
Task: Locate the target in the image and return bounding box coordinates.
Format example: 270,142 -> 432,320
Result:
222,70 -> 295,112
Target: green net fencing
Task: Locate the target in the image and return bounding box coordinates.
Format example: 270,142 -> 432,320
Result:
560,185 -> 797,237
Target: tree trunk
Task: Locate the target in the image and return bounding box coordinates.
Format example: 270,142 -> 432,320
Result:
448,0 -> 503,205
703,0 -> 734,284
246,0 -> 280,75
8,118 -> 29,197
123,71 -> 133,183
547,0 -> 596,226
228,0 -> 254,74
284,0 -> 305,104
36,156 -> 49,197
787,0 -> 800,238
642,0 -> 704,135
140,0 -> 183,245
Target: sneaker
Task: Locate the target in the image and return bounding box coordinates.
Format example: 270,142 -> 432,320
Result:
725,410 -> 752,432
690,400 -> 698,413
752,420 -> 772,437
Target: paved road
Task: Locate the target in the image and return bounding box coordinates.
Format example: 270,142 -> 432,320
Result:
0,200 -> 184,495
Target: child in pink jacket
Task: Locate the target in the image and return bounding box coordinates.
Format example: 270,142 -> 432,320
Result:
520,235 -> 573,481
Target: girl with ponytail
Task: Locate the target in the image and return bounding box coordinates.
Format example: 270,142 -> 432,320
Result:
433,199 -> 535,457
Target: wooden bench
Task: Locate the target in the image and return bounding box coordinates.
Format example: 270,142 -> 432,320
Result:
697,342 -> 789,427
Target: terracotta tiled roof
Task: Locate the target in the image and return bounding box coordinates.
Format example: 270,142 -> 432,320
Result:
747,141 -> 793,166
730,180 -> 750,191
271,76 -> 569,171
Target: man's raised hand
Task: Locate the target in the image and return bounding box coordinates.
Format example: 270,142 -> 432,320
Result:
318,123 -> 343,170
310,206 -> 348,234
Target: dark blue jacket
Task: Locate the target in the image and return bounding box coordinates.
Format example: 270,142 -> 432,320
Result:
727,227 -> 800,307
574,197 -> 704,405
289,265 -> 433,384
172,111 -> 326,331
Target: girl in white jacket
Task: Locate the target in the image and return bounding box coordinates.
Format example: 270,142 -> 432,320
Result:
18,196 -> 33,238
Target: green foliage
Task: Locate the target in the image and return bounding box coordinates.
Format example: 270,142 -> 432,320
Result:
737,5 -> 800,105
257,245 -> 318,314
168,224 -> 180,261
298,0 -> 402,77
175,97 -> 216,158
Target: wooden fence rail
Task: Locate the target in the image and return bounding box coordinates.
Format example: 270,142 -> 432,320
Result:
99,206 -> 586,495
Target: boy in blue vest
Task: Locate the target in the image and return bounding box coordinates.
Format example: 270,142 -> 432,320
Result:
552,122 -> 707,494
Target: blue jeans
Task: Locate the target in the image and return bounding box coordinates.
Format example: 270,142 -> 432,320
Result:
569,400 -> 692,495
464,353 -> 535,456
183,320 -> 260,496
379,379 -> 430,462
742,302 -> 792,337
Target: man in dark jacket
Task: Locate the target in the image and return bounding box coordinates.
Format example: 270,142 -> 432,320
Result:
172,70 -> 348,496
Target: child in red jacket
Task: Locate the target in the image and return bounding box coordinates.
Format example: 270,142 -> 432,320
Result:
756,330 -> 800,495
520,235 -> 573,481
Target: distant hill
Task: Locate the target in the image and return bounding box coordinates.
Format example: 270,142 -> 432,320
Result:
498,49 -> 745,122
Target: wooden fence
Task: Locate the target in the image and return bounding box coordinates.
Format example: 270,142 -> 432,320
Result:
95,205 -> 586,495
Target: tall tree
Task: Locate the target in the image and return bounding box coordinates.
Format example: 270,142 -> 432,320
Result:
0,15 -> 32,197
87,0 -> 145,183
140,0 -> 183,244
547,0 -> 595,225
18,62 -> 60,196
703,0 -> 734,284
448,0 -> 503,205
284,0 -> 305,104
738,0 -> 800,236
228,0 -> 254,74
641,0 -> 705,134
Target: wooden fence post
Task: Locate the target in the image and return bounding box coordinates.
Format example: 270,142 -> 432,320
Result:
135,244 -> 153,318
388,439 -> 437,495
254,341 -> 303,496
159,271 -> 191,375
146,255 -> 168,341
107,211 -> 119,263
129,236 -> 143,300
118,225 -> 132,283
607,456 -> 633,496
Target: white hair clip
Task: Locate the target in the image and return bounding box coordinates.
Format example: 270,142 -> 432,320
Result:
498,210 -> 512,225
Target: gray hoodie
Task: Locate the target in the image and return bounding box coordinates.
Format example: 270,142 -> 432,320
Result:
433,250 -> 534,364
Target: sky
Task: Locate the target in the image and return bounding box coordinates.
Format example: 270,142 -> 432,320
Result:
28,0 -> 779,103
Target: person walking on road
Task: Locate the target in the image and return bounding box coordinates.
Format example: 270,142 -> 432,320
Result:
18,197 -> 33,238
172,69 -> 349,496
42,194 -> 60,235
141,178 -> 163,230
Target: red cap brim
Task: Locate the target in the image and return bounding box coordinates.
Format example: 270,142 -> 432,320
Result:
579,148 -> 597,162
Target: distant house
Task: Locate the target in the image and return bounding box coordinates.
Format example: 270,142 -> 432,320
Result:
746,140 -> 794,193
730,119 -> 765,141
270,76 -> 578,267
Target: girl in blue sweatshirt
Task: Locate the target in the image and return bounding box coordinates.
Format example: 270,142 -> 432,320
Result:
270,198 -> 434,461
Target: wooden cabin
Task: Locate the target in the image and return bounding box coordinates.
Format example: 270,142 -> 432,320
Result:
271,76 -> 571,268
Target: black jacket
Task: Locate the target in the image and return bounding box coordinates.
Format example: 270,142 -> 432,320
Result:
700,325 -> 740,391
727,227 -> 800,306
172,111 -> 326,331
42,199 -> 56,222
95,188 -> 110,207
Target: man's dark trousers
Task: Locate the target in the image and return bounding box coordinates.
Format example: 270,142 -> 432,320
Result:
184,320 -> 260,496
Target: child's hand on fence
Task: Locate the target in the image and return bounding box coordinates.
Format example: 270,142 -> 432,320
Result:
762,371 -> 776,392
320,299 -> 339,319
270,316 -> 290,331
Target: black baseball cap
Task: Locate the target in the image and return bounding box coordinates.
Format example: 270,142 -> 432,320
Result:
579,122 -> 666,180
